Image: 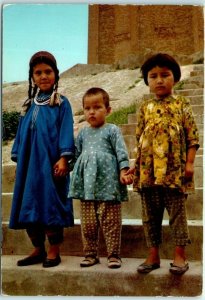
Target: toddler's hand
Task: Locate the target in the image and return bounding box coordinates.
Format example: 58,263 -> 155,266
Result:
120,168 -> 134,185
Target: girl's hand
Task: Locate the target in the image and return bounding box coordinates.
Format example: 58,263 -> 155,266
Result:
185,161 -> 194,179
53,157 -> 69,177
185,146 -> 196,180
124,166 -> 135,176
120,168 -> 134,185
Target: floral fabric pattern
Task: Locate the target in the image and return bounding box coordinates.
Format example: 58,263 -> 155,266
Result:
133,94 -> 199,193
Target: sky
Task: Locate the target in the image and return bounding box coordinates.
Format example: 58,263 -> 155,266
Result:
2,3 -> 88,83
2,0 -> 204,83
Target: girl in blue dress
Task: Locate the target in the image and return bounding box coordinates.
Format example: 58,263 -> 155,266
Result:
69,87 -> 133,268
9,51 -> 75,268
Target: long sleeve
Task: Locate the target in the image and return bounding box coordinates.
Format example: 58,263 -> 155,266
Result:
11,116 -> 23,162
182,97 -> 200,150
58,96 -> 75,157
110,125 -> 130,170
135,103 -> 145,146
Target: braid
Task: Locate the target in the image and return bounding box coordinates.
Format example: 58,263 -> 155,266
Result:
32,85 -> 38,98
28,74 -> 33,99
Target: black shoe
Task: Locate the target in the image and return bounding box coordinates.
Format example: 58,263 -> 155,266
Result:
17,252 -> 47,266
137,262 -> 160,273
43,254 -> 61,268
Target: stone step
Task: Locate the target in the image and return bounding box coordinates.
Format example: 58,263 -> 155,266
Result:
1,255 -> 202,296
190,70 -> 204,77
127,112 -> 204,125
185,95 -> 204,105
143,90 -> 204,100
2,220 -> 203,261
183,83 -> 201,89
120,123 -> 204,136
2,187 -> 203,222
140,94 -> 204,106
174,88 -> 204,96
193,64 -> 204,71
187,76 -> 204,87
2,154 -> 203,193
191,104 -> 204,115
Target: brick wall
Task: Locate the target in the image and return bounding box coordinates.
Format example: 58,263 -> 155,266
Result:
88,5 -> 204,66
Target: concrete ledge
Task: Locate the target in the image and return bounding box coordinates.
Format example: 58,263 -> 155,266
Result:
2,220 -> 203,260
2,255 -> 202,296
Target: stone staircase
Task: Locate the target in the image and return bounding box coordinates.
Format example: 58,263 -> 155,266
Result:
1,64 -> 204,296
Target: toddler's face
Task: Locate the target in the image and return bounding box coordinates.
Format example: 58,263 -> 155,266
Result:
32,63 -> 56,92
83,94 -> 111,128
147,66 -> 176,99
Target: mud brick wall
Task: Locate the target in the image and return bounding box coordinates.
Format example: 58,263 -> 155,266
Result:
88,5 -> 204,66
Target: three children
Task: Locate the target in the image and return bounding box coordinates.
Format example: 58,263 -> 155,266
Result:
10,52 -> 199,274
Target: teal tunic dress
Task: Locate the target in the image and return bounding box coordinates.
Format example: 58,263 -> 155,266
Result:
69,123 -> 129,202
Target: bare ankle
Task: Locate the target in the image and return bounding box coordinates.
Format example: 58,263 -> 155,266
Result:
173,246 -> 187,266
47,244 -> 60,258
145,246 -> 160,264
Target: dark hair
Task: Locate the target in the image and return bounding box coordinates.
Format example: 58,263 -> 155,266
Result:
141,53 -> 181,85
82,87 -> 110,108
28,51 -> 59,98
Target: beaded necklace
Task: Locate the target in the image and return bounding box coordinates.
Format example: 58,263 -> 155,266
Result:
34,90 -> 53,105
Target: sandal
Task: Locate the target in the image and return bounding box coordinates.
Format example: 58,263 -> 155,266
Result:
108,255 -> 122,269
80,256 -> 100,267
169,262 -> 189,275
137,262 -> 160,273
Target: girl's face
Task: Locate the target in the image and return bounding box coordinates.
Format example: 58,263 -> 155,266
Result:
32,63 -> 56,92
147,66 -> 176,99
83,94 -> 111,128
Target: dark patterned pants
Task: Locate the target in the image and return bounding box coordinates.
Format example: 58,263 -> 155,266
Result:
80,200 -> 122,257
140,187 -> 191,247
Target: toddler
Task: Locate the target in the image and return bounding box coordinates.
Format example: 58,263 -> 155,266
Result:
69,87 -> 132,268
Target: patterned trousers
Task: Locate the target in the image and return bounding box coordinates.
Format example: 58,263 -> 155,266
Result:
80,200 -> 122,257
140,187 -> 191,247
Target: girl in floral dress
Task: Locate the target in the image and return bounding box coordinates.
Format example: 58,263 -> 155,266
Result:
126,53 -> 199,274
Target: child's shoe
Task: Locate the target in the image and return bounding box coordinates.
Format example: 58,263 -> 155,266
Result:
169,262 -> 189,275
43,254 -> 61,268
17,251 -> 47,266
107,255 -> 121,269
80,255 -> 100,267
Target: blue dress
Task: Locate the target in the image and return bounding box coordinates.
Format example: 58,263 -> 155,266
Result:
69,124 -> 129,202
9,95 -> 75,229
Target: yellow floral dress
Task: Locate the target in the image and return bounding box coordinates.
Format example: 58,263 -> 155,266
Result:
133,94 -> 199,193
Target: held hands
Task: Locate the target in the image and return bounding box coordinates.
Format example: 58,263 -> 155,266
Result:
120,167 -> 135,185
53,157 -> 69,178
